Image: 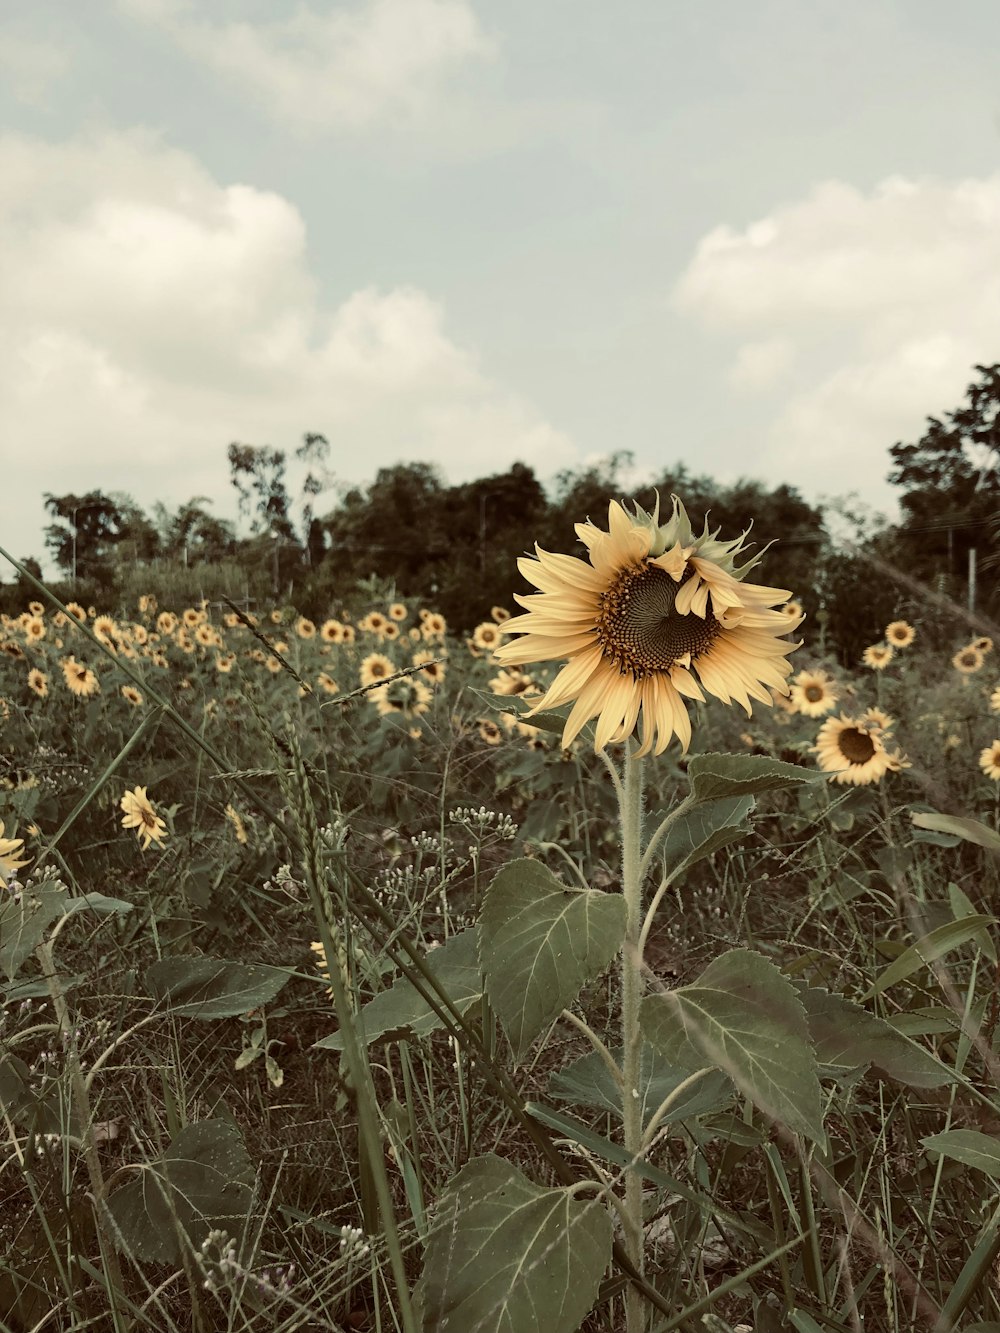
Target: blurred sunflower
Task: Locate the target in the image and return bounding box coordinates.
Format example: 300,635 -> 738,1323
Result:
181,608 -> 202,628
494,496 -> 800,755
316,671 -> 339,695
359,653 -> 395,687
478,718 -> 503,745
157,611 -> 178,635
980,741 -> 1000,780
61,657 -> 99,698
28,601 -> 45,617
781,601 -> 804,625
0,821 -> 29,876
789,668 -> 838,718
296,617 -> 316,639
885,620 -> 915,648
814,715 -> 897,786
861,706 -> 895,732
421,613 -> 447,641
371,677 -> 432,722
121,685 -> 143,707
953,645 -> 985,675
320,619 -> 344,643
27,668 -> 48,698
472,621 -> 503,651
862,644 -> 894,670
412,651 -> 446,684
975,636 -> 994,655
990,685 -> 1000,713
491,606 -> 512,623
389,602 -> 408,621
93,615 -> 116,642
24,617 -> 45,643
66,602 -> 87,623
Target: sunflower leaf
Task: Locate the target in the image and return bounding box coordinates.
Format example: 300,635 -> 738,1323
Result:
415,1154 -> 611,1333
314,928 -> 482,1050
145,957 -> 291,1019
640,948 -> 825,1143
548,1043 -> 732,1126
469,688 -> 570,736
660,795 -> 756,881
479,859 -> 625,1060
685,753 -> 818,805
911,811 -> 1000,853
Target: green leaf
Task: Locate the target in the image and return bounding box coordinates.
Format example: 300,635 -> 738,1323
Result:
862,914 -> 996,1000
949,883 -> 997,963
479,859 -> 625,1060
685,753 -> 818,805
145,957 -> 290,1019
640,949 -> 825,1142
797,985 -> 953,1088
107,1120 -> 255,1264
314,928 -> 482,1051
417,1155 -> 611,1333
548,1043 -> 732,1127
659,795 -> 755,881
0,882 -> 68,981
469,689 -> 570,736
911,811 -> 1000,853
922,1129 -> 1000,1176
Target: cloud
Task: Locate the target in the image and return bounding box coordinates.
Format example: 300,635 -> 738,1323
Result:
0,129 -> 575,568
118,0 -> 494,131
0,28 -> 69,105
673,174 -> 1000,501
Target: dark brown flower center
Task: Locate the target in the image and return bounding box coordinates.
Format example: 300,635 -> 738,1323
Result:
838,727 -> 877,765
596,563 -> 722,680
804,684 -> 824,702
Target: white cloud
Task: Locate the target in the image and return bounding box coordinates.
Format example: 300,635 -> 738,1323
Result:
0,129 -> 575,568
118,0 -> 493,131
672,174 -> 1000,500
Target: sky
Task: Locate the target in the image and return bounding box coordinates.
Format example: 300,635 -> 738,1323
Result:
2,0 -> 1000,574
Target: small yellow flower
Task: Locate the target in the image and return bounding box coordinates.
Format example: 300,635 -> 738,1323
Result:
28,601 -> 45,617
814,715 -> 902,786
990,685 -> 1000,714
954,645 -> 985,675
421,613 -> 447,642
181,608 -> 203,628
975,636 -> 994,655
120,685 -> 144,707
491,606 -> 511,623
885,620 -> 915,648
24,617 -> 45,642
119,786 -> 168,850
27,668 -> 48,698
862,644 -> 894,670
216,653 -> 236,673
781,601 -> 804,624
412,651 -> 446,683
0,820 -> 29,876
980,741 -> 1000,780
296,617 -> 316,639
157,611 -> 178,635
194,623 -> 216,647
388,602 -> 408,621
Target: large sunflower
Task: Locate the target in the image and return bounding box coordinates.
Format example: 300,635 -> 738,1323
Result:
494,496 -> 800,755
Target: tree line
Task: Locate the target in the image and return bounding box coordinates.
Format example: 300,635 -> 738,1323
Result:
11,364 -> 1000,661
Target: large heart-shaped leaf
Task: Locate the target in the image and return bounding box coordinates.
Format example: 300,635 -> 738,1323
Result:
479,860 -> 625,1060
548,1043 -> 732,1127
659,795 -> 755,882
798,984 -> 952,1088
108,1120 -> 254,1264
640,949 -> 824,1142
685,753 -> 817,805
145,957 -> 290,1019
315,929 -> 482,1051
417,1155 -> 611,1333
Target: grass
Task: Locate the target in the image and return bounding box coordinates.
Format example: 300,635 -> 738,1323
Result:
2,571 -> 1000,1331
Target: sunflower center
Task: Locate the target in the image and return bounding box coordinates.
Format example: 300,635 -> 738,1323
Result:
838,728 -> 877,765
804,684 -> 824,702
596,563 -> 721,679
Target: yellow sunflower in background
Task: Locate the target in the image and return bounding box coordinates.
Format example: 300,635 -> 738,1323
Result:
24,617 -> 45,643
814,715 -> 897,786
980,741 -> 1000,780
121,685 -> 144,707
478,718 -> 503,745
488,666 -> 537,697
494,495 -> 800,755
119,786 -> 168,850
359,653 -> 395,687
491,606 -> 512,623
885,620 -> 915,648
472,621 -> 503,652
66,602 -> 87,623
954,645 -> 985,675
781,600 -> 804,625
27,668 -> 48,698
975,636 -> 994,655
862,644 -> 894,670
383,622 -> 400,640
61,657 -> 100,698
789,668 -> 838,718
861,706 -> 895,732
157,611 -> 178,635
389,602 -> 408,621
316,671 -> 339,695
990,686 -> 1000,713
296,617 -> 316,639
0,820 -> 29,876
421,613 -> 447,641
412,651 -> 447,683
28,601 -> 45,617
181,608 -> 202,628
371,677 -> 432,722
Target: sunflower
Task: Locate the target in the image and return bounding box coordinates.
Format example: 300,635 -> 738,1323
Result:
789,669 -> 838,718
493,496 -> 800,755
472,621 -> 503,651
28,601 -> 44,617
157,611 -> 178,635
389,602 -> 408,622
296,617 -> 316,639
991,686 -> 1000,714
316,671 -> 340,694
0,820 -> 29,876
270,610 -> 284,624
121,685 -> 144,707
478,719 -> 503,745
341,625 -> 356,645
975,636 -> 994,655
119,786 -> 168,850
953,645 -> 985,675
24,617 -> 45,643
421,613 -> 447,642
781,601 -> 804,624
361,611 -> 389,637
885,620 -> 915,648
980,741 -> 1000,780
132,624 -> 149,645
814,715 -> 895,786
61,657 -> 100,698
359,653 -> 395,687
488,666 -> 538,698
93,615 -> 116,642
861,706 -> 895,732
27,668 -> 48,698
862,644 -> 894,670
321,619 -> 345,643
138,594 -> 156,615
371,677 -> 432,721
491,606 -> 512,623
66,602 -> 87,623
412,651 -> 447,683
383,622 -> 400,640
181,608 -> 203,628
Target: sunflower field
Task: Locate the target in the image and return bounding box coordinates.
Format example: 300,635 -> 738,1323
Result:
3,499 -> 1000,1333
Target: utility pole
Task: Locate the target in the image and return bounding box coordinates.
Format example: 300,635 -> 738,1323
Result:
969,547 -> 977,614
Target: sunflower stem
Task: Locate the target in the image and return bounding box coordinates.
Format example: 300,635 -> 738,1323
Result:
620,741 -> 648,1333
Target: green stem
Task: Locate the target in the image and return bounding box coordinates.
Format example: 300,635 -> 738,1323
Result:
620,741 -> 646,1333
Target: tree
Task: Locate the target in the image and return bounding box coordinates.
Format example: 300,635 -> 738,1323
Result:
43,491 -> 157,581
227,443 -> 297,541
297,432 -> 332,566
153,497 -> 237,565
887,363 -> 1000,603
